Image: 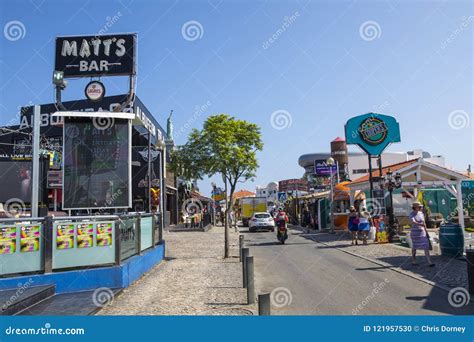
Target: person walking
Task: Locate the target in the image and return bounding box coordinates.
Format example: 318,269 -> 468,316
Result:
348,206 -> 359,245
409,201 -> 435,266
358,207 -> 372,245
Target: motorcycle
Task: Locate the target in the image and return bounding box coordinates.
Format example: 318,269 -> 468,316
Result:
276,220 -> 288,244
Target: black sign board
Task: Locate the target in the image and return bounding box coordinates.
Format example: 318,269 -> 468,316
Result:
63,118 -> 131,209
55,33 -> 136,78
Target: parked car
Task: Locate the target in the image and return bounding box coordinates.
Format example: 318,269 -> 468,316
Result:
249,212 -> 275,232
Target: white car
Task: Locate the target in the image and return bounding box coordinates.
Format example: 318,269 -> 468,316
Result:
249,212 -> 275,232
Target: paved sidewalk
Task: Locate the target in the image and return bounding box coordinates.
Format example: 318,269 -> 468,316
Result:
292,226 -> 468,290
98,226 -> 255,315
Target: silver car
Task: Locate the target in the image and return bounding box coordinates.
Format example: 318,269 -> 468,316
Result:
249,212 -> 275,232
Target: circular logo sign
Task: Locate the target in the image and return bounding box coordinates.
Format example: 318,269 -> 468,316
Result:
85,81 -> 105,102
358,117 -> 388,145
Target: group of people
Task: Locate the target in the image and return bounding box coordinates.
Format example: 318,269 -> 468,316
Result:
348,201 -> 434,266
347,206 -> 372,245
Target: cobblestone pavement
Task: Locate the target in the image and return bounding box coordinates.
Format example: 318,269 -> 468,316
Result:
98,226 -> 255,315
292,226 -> 468,290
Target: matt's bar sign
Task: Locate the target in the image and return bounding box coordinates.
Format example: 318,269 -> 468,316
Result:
55,33 -> 136,77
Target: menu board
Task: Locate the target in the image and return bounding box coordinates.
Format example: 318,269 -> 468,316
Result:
63,118 -> 131,209
77,223 -> 94,248
96,223 -> 113,247
56,224 -> 75,250
20,225 -> 40,252
0,226 -> 17,254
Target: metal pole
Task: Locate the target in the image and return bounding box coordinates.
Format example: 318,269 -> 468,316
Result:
239,235 -> 244,261
258,293 -> 271,315
467,246 -> 474,294
242,247 -> 249,288
31,105 -> 41,217
246,256 -> 255,304
329,165 -> 334,233
148,131 -> 152,212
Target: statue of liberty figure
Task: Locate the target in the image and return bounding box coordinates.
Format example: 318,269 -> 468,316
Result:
166,110 -> 174,142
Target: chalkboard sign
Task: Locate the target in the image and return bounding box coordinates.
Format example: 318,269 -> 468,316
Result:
63,118 -> 131,209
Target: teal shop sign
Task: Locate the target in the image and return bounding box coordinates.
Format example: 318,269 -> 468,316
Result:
345,113 -> 401,156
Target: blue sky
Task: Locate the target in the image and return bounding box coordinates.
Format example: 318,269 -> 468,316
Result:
0,0 -> 472,196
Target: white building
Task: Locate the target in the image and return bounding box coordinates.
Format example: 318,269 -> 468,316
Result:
299,149 -> 446,181
256,182 -> 279,207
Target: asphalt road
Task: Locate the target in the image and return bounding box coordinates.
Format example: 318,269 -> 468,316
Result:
241,226 -> 474,315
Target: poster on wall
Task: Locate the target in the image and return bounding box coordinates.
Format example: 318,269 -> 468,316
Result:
0,226 -> 17,254
56,224 -> 75,250
96,223 -> 113,247
77,223 -> 94,248
20,225 -> 40,252
63,118 -> 131,209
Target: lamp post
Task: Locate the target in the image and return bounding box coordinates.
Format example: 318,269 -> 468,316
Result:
380,168 -> 402,242
327,157 -> 335,233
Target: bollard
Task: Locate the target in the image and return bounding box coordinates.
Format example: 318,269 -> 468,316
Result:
467,246 -> 474,294
246,256 -> 255,304
258,293 -> 271,316
239,235 -> 244,261
242,248 -> 249,288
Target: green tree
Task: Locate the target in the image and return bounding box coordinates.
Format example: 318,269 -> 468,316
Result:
172,114 -> 263,257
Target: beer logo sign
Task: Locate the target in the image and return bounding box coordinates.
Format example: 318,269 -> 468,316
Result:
358,117 -> 388,145
85,81 -> 105,102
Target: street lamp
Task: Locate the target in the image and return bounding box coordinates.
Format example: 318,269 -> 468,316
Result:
380,168 -> 402,242
327,157 -> 335,233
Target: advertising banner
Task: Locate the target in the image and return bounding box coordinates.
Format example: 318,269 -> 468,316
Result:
62,118 -> 131,209
56,224 -> 75,250
77,223 -> 94,248
314,159 -> 338,176
0,226 -> 17,255
19,225 -> 40,252
96,222 -> 113,247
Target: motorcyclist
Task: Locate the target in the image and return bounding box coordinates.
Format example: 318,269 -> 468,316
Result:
275,208 -> 289,229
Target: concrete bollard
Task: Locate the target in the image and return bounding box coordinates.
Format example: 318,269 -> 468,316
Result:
467,246 -> 474,294
242,247 -> 249,288
258,293 -> 271,316
239,235 -> 244,261
246,256 -> 255,304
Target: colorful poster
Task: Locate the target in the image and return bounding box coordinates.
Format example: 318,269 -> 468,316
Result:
20,225 -> 40,252
96,223 -> 113,247
77,223 -> 94,248
56,224 -> 75,250
0,226 -> 17,254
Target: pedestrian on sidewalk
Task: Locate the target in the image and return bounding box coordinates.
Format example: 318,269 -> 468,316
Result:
348,206 -> 359,245
409,202 -> 435,267
357,207 -> 371,245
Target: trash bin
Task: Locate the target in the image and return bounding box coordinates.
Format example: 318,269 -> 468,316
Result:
439,223 -> 464,257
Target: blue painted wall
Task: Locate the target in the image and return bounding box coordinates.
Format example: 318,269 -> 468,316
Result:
0,242 -> 165,293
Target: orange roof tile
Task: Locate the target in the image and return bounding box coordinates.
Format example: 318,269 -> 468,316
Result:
350,159 -> 419,185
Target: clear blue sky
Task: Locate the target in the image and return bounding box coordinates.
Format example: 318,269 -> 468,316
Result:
1,0 -> 472,197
